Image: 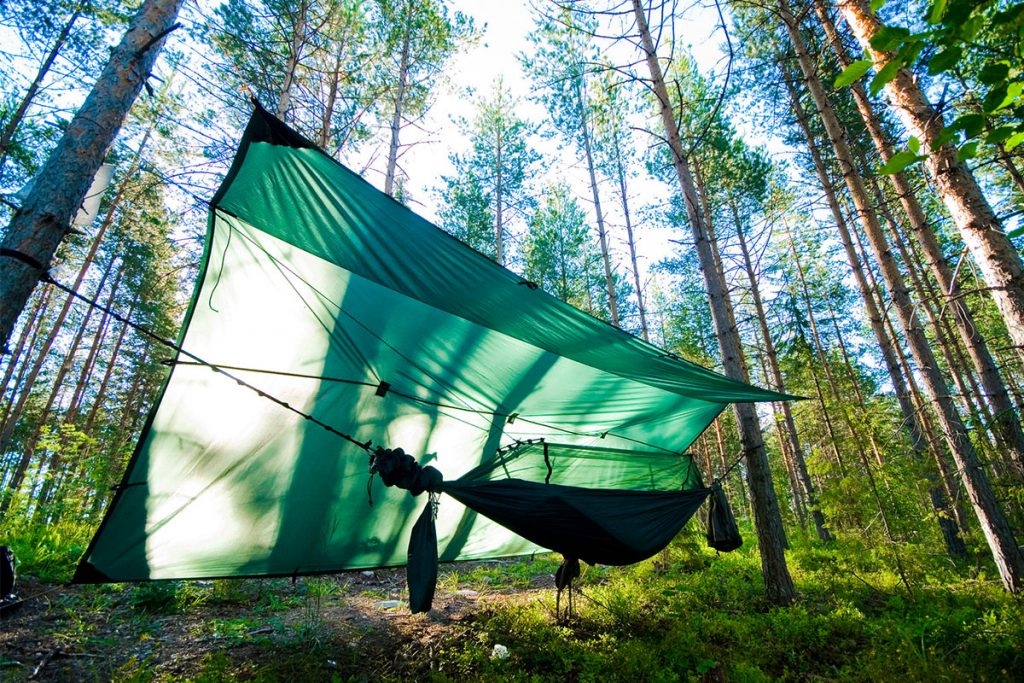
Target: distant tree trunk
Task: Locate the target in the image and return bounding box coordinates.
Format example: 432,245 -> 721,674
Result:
782,0 -> 1021,591
836,0 -> 1024,367
35,262 -> 125,511
0,8 -> 81,179
815,0 -> 1024,480
495,130 -> 505,265
2,253 -> 118,516
384,11 -> 412,197
319,50 -> 344,149
0,0 -> 183,351
577,85 -> 619,326
83,298 -> 136,435
612,135 -> 649,340
276,0 -> 308,119
0,287 -> 51,409
633,0 -> 795,604
782,61 -> 967,560
734,201 -> 831,541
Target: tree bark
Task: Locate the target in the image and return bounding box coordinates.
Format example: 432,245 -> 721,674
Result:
633,0 -> 795,604
782,60 -> 967,559
0,0 -> 183,351
815,0 -> 1024,480
384,5 -> 412,198
782,0 -> 1022,591
578,85 -> 620,326
836,0 -> 1024,366
734,201 -> 831,541
0,8 -> 81,179
276,0 -> 308,119
613,134 -> 649,340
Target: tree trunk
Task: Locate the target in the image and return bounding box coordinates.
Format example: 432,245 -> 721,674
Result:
836,0 -> 1024,366
633,0 -> 795,604
815,0 -> 1024,480
782,61 -> 967,559
0,252 -> 118,516
0,0 -> 183,350
0,8 -> 81,178
384,13 -> 412,198
0,287 -> 51,408
276,0 -> 308,119
495,128 -> 505,266
578,86 -> 620,326
734,201 -> 831,541
782,0 -> 1022,591
613,135 -> 649,340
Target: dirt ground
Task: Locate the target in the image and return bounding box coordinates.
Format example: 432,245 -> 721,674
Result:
1,563 -> 559,681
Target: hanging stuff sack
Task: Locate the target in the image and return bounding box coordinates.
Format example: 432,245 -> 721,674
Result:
706,485 -> 742,552
0,545 -> 16,615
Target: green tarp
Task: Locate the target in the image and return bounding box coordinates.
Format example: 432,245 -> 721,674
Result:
74,104 -> 787,583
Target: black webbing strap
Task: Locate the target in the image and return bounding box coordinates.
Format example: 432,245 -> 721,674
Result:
0,248 -> 44,271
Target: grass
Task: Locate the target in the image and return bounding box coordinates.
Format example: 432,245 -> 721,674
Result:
2,520 -> 1022,681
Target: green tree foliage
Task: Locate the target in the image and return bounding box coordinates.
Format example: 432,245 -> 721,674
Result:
523,184 -> 593,308
438,79 -> 539,264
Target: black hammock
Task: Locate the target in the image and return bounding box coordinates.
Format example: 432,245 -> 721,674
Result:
369,447 -> 742,613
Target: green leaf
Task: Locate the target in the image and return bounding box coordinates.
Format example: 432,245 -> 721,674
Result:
957,140 -> 979,161
871,0 -> 887,11
879,150 -> 925,174
928,47 -> 962,75
1007,225 -> 1024,239
908,136 -> 921,154
985,126 -> 1018,145
983,84 -> 1010,113
979,63 -> 1010,85
931,127 -> 958,150
870,61 -> 901,95
835,60 -> 873,88
944,0 -> 976,24
950,113 -> 985,137
993,4 -> 1024,25
1005,131 -> 1024,151
926,0 -> 947,23
869,26 -> 910,52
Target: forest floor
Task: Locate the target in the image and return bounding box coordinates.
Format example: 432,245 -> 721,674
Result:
1,534 -> 1022,682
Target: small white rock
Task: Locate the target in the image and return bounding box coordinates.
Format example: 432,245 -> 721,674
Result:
361,571 -> 374,577
456,589 -> 479,597
376,599 -> 401,609
491,644 -> 509,660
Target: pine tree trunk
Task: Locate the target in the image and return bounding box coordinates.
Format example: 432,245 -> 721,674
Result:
83,298 -> 136,434
495,130 -> 505,265
319,49 -> 344,149
836,0 -> 1024,366
782,61 -> 967,558
276,0 -> 307,119
735,202 -> 831,541
578,87 -> 619,326
614,138 -> 649,340
384,13 -> 412,198
782,0 -> 1022,591
0,0 -> 183,350
633,0 -> 795,604
815,0 -> 1024,479
0,253 -> 118,516
0,287 -> 51,408
0,8 -> 80,178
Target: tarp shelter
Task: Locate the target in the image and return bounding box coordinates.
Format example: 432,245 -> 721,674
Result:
74,103 -> 787,587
